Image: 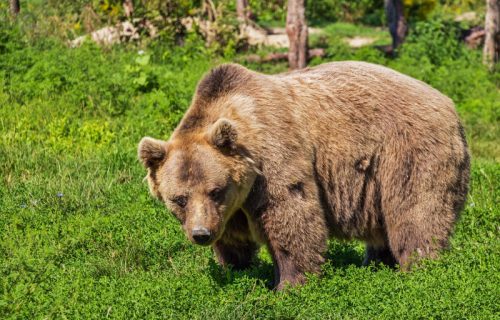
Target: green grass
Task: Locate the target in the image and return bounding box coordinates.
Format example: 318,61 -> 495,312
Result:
1,18 -> 499,319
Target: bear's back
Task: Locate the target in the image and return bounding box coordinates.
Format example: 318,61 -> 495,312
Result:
260,61 -> 462,157
274,61 -> 456,125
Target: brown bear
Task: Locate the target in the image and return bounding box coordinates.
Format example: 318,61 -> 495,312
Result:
138,61 -> 470,290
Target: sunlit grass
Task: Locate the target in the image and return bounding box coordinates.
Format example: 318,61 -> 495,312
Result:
1,17 -> 499,319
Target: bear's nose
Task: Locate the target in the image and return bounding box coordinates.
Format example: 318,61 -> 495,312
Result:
192,227 -> 212,245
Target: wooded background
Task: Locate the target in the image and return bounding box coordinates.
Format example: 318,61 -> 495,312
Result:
7,0 -> 500,69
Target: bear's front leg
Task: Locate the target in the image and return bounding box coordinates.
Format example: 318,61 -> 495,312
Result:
257,188 -> 329,290
212,209 -> 258,270
213,240 -> 258,270
270,248 -> 307,290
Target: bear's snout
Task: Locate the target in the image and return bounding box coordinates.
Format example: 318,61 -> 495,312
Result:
191,226 -> 213,245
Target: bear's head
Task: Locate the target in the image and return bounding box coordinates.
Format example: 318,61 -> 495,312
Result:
138,118 -> 259,246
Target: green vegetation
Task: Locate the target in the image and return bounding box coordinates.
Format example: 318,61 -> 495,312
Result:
1,1 -> 499,318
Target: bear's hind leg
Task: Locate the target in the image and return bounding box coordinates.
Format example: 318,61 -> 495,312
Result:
386,219 -> 449,270
380,148 -> 464,270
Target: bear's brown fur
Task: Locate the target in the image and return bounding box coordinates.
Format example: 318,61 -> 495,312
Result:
138,62 -> 470,289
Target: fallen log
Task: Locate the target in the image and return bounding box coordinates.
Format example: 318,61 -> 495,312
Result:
243,48 -> 325,63
69,19 -> 157,48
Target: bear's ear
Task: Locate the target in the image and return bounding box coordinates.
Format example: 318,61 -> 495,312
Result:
207,118 -> 238,151
138,137 -> 168,169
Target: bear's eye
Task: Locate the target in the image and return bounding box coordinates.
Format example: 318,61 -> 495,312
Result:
209,187 -> 225,203
171,195 -> 188,208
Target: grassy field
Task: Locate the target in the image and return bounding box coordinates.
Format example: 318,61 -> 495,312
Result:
1,17 -> 499,319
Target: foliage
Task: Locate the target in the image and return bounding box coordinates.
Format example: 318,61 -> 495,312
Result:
307,0 -> 386,25
403,0 -> 438,20
245,0 -> 482,26
1,5 -> 499,320
240,0 -> 386,26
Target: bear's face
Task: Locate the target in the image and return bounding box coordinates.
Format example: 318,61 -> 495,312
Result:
138,119 -> 258,246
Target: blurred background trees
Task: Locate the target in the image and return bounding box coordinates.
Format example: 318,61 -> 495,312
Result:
2,0 -> 498,71
483,0 -> 499,68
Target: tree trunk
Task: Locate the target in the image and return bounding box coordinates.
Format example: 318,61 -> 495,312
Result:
286,0 -> 308,69
385,0 -> 407,51
483,0 -> 500,69
10,0 -> 20,16
236,0 -> 252,22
